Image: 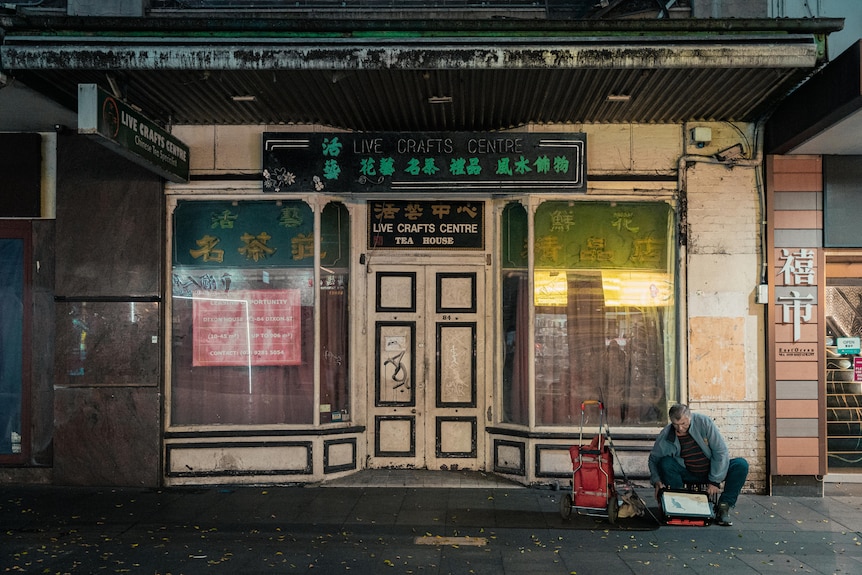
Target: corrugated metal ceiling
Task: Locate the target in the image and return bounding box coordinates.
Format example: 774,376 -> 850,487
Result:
11,66 -> 813,131
0,15 -> 841,132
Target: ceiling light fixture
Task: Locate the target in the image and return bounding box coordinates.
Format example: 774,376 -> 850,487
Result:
231,95 -> 257,102
428,96 -> 453,104
607,94 -> 632,102
106,73 -> 123,99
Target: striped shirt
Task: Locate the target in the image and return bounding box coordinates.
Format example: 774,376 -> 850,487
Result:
678,432 -> 710,477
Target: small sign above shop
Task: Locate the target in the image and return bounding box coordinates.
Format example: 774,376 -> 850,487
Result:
78,83 -> 190,183
837,337 -> 861,355
775,343 -> 816,361
263,132 -> 585,194
368,200 -> 484,250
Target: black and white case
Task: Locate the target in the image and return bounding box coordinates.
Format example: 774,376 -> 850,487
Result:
659,489 -> 714,525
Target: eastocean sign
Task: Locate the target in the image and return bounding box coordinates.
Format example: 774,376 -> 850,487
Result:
368,200 -> 484,249
78,83 -> 190,183
263,132 -> 585,193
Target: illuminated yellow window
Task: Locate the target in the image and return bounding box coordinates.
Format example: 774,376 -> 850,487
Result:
531,201 -> 677,427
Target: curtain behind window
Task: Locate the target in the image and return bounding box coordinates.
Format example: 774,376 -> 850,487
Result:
502,272 -> 529,424
534,271 -> 667,426
533,201 -> 675,427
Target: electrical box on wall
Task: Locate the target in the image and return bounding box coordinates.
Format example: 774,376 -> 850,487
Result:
755,284 -> 768,304
690,127 -> 712,147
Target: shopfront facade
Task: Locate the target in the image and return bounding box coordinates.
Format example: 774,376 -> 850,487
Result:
157,122 -> 766,489
0,6 -> 842,490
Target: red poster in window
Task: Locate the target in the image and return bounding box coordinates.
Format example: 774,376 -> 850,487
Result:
192,289 -> 301,367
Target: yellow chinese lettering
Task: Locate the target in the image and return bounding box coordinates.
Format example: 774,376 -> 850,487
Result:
238,232 -> 276,262
190,234 -> 224,263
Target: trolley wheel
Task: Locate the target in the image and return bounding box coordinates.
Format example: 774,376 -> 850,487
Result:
607,495 -> 619,525
559,492 -> 573,520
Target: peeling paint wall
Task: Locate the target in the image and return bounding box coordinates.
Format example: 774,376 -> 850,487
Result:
685,157 -> 767,493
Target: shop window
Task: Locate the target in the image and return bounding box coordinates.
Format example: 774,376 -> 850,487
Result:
170,200 -> 316,425
825,257 -> 862,471
319,202 -> 350,423
533,201 -> 676,426
501,202 -> 529,424
0,222 -> 30,461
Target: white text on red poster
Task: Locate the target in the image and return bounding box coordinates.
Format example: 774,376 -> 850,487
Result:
193,290 -> 301,366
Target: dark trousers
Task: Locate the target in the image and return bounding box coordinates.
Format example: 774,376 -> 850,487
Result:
657,456 -> 749,507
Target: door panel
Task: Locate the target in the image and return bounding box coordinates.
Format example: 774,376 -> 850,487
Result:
370,270 -> 424,468
368,265 -> 484,470
375,321 -> 416,407
436,323 -> 476,407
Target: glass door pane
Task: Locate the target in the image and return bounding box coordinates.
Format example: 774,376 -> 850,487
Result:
0,237 -> 24,457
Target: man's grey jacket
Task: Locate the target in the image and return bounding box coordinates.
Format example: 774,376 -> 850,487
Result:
648,412 -> 729,487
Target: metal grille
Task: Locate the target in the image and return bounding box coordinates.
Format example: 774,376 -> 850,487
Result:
152,1 -> 551,8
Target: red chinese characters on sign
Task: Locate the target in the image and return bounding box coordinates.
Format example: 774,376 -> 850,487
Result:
192,289 -> 301,367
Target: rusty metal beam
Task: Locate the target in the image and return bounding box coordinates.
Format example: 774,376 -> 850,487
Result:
1,36 -> 820,72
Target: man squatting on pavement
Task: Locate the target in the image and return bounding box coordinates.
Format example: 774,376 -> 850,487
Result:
648,404 -> 749,526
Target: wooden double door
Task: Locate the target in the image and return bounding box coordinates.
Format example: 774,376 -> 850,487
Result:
367,265 -> 486,471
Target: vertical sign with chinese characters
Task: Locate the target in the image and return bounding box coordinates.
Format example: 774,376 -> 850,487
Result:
262,132 -> 585,194
768,155 -> 824,479
776,248 -> 816,342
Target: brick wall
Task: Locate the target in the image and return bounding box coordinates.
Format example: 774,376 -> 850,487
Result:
690,400 -> 766,493
686,161 -> 761,256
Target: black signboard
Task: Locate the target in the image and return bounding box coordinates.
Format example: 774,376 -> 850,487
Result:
263,132 -> 585,194
78,84 -> 190,183
368,200 -> 484,250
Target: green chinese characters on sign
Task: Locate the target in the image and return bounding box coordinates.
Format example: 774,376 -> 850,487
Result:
322,136 -> 343,181
534,202 -> 671,270
263,132 -> 585,194
322,137 -> 342,158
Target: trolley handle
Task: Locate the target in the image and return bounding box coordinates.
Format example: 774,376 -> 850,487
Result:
578,399 -> 607,449
580,400 -> 604,411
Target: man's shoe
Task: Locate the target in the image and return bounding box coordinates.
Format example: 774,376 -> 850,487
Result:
715,502 -> 732,526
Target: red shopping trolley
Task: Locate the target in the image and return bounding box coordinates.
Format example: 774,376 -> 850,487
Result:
559,400 -> 619,523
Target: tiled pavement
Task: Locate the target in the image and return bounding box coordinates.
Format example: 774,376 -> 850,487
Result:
2,471 -> 862,574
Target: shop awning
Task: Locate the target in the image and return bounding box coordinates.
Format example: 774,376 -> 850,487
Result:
767,40 -> 862,155
0,15 -> 843,131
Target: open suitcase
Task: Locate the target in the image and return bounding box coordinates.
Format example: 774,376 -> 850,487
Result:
659,488 -> 714,526
559,400 -> 618,523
